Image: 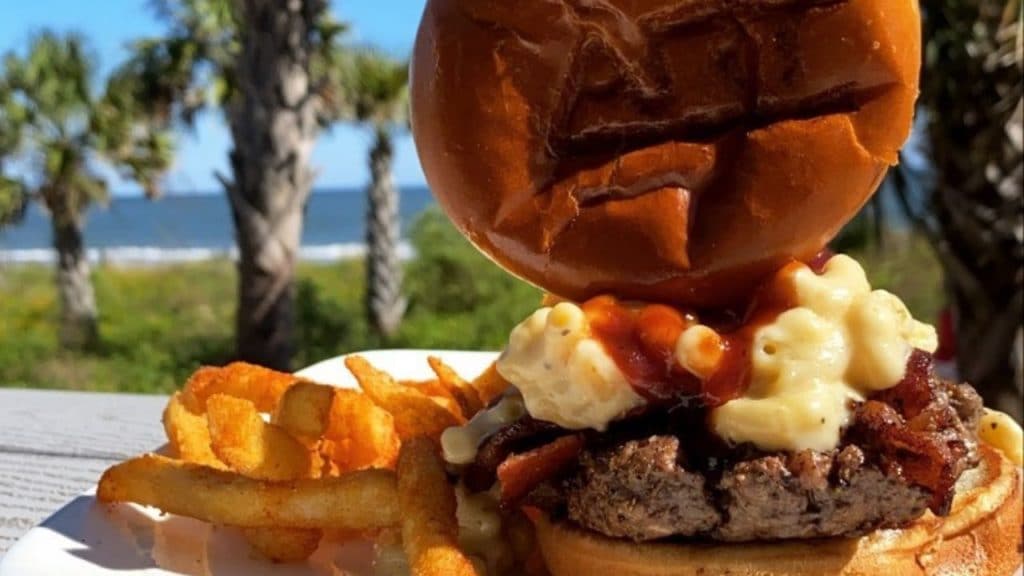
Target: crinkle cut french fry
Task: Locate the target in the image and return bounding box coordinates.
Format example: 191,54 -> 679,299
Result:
182,362 -> 299,413
166,387 -> 320,560
428,356 -> 485,418
206,394 -> 315,481
203,392 -> 324,561
345,355 -> 463,442
397,438 -> 479,576
242,526 -> 322,563
98,454 -> 399,530
402,378 -> 452,401
471,361 -> 512,406
323,389 -> 400,472
206,392 -> 325,561
162,392 -> 225,469
273,380 -> 335,444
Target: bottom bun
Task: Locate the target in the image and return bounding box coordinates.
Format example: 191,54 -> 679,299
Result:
536,445 -> 1022,576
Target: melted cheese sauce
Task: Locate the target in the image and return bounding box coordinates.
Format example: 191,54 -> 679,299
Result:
496,255 -> 938,450
441,393 -> 526,465
496,303 -> 646,430
456,485 -> 514,574
712,255 -> 938,451
979,408 -> 1023,466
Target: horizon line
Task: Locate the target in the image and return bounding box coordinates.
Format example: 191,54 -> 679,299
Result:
108,183 -> 432,198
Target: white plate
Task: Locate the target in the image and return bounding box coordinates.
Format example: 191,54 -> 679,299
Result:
3,349 -> 1021,576
0,350 -> 497,576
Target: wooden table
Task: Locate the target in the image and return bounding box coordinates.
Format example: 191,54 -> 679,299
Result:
0,389 -> 167,558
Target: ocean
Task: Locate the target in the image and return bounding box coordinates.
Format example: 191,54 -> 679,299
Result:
0,186 -> 436,264
0,179 -> 921,266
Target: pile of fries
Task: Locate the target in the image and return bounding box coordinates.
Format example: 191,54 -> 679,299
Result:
98,356 -> 528,574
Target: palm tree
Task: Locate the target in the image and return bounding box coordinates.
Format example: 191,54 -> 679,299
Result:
0,78 -> 28,226
894,0 -> 1023,418
346,51 -> 409,338
0,31 -> 173,349
134,0 -> 348,370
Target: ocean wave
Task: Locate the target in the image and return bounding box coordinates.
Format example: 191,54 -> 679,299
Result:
0,243 -> 414,265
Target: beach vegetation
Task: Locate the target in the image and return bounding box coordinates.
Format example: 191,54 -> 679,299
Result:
0,31 -> 173,350
343,50 -> 410,340
133,0 -> 353,371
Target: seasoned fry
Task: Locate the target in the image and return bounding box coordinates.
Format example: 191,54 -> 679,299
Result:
241,526 -> 322,563
274,381 -> 335,443
205,393 -> 324,560
183,362 -> 299,413
428,356 -> 485,418
162,392 -> 224,469
206,394 -> 315,481
323,389 -> 400,471
345,356 -> 463,442
98,454 -> 399,530
397,438 -> 480,576
471,361 -> 512,406
402,378 -> 452,401
105,357 -> 521,568
429,395 -> 465,419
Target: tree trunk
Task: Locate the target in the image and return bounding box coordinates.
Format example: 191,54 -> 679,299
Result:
51,210 -> 98,349
365,126 -> 406,338
913,1 -> 1023,420
224,0 -> 323,371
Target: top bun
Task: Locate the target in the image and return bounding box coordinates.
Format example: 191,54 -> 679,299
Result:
411,0 -> 921,306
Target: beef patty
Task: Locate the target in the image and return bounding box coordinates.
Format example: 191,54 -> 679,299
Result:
560,380 -> 984,542
566,436 -> 932,541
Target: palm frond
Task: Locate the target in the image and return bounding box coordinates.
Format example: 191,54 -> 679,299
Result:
0,175 -> 28,226
340,49 -> 409,128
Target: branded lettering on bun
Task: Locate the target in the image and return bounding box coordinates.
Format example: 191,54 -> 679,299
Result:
411,0 -> 921,306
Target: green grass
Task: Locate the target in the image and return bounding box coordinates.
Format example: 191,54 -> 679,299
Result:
0,212 -> 943,394
0,210 -> 542,393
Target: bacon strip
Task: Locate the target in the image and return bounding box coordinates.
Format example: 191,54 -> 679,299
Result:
497,435 -> 584,507
851,401 -> 958,513
872,349 -> 936,419
463,417 -> 563,491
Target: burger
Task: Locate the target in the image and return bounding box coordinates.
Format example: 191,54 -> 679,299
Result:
409,0 -> 1024,574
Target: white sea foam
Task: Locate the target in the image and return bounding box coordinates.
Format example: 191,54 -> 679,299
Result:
0,242 -> 414,266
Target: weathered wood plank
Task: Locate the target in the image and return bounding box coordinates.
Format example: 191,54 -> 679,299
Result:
0,452 -> 114,557
0,389 -> 168,558
0,389 -> 167,459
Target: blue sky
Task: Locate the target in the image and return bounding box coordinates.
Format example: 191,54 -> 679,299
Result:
0,0 -> 429,195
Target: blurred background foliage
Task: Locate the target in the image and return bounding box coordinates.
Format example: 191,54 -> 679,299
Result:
0,209 -> 541,392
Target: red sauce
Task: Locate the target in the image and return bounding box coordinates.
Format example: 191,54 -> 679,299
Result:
581,260 -> 808,408
582,296 -> 700,403
807,249 -> 835,274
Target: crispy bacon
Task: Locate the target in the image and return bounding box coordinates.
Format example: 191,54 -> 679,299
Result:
497,435 -> 584,507
851,400 -> 959,514
868,350 -> 978,510
463,417 -> 564,491
856,349 -> 977,514
872,349 -> 937,419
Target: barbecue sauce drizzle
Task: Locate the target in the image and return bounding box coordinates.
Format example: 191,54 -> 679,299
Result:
582,257 -> 817,408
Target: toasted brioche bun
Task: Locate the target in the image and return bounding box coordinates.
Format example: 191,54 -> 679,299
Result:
411,0 -> 921,306
536,445 -> 1023,576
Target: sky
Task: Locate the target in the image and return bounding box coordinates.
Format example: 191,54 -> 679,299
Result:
0,0 -> 429,195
